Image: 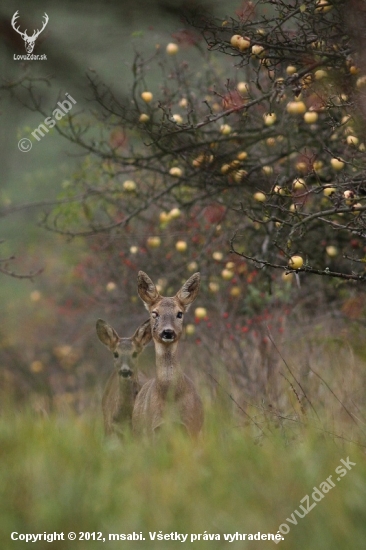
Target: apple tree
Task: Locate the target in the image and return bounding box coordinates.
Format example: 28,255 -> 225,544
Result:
9,0 -> 366,406
39,0 -> 366,286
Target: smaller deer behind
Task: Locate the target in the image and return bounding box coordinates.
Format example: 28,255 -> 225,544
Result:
96,318 -> 151,438
132,271 -> 204,438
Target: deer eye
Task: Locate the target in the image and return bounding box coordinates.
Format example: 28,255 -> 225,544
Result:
113,352 -> 119,358
177,311 -> 183,319
151,311 -> 159,319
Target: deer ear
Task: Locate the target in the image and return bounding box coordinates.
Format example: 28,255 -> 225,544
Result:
137,271 -> 160,308
96,319 -> 119,350
132,319 -> 152,349
176,272 -> 201,310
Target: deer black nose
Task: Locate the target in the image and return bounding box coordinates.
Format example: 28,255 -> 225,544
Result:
161,329 -> 175,342
119,366 -> 132,378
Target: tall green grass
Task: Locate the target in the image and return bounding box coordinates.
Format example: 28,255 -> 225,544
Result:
0,404 -> 365,550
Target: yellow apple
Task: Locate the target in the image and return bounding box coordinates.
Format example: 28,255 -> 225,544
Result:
130,246 -> 138,254
195,307 -> 207,319
147,236 -> 161,248
237,82 -> 249,93
252,44 -> 265,57
220,124 -> 232,135
209,282 -> 220,293
187,261 -> 198,272
237,151 -> 248,160
176,240 -> 187,252
166,42 -> 179,55
262,166 -> 273,176
106,281 -> 116,291
230,286 -> 241,297
30,360 -> 44,373
193,154 -> 204,167
286,65 -> 297,75
179,97 -> 188,108
343,190 -> 355,205
169,207 -> 181,219
330,158 -> 345,170
292,178 -> 306,191
226,261 -> 235,269
314,69 -> 328,80
221,269 -> 234,280
159,212 -> 171,224
286,101 -> 306,114
123,180 -> 136,191
30,290 -> 41,302
315,0 -> 333,13
141,91 -> 153,103
212,251 -> 223,261
341,115 -> 352,124
296,161 -> 308,173
313,160 -> 323,172
323,186 -> 336,197
192,153 -> 213,167
288,255 -> 304,269
233,169 -> 247,183
230,34 -> 242,48
281,272 -> 293,283
326,245 -> 338,257
273,185 -> 283,194
263,113 -> 276,125
346,135 -> 359,146
172,114 -> 183,124
254,191 -> 266,202
139,113 -> 150,123
304,111 -> 318,123
185,324 -> 195,335
352,203 -> 362,213
343,190 -> 354,200
356,76 -> 366,89
237,37 -> 251,51
169,167 -> 183,177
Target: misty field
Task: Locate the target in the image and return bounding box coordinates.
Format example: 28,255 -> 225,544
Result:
2,2 -> 366,549
1,315 -> 366,550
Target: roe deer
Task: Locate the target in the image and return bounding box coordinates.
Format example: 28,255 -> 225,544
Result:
132,271 -> 204,438
96,318 -> 151,437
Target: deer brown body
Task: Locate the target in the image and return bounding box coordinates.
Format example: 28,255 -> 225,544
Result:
132,271 -> 204,438
96,319 -> 151,438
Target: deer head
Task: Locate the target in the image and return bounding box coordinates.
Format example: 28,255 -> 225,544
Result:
11,11 -> 49,54
96,318 -> 151,378
137,271 -> 201,345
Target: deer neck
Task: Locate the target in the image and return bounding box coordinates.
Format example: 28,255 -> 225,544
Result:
154,341 -> 183,387
118,374 -> 138,409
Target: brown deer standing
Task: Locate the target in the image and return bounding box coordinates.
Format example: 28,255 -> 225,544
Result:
132,271 -> 204,438
96,318 -> 151,438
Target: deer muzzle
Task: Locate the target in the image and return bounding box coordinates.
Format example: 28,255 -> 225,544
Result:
160,329 -> 176,343
119,365 -> 132,378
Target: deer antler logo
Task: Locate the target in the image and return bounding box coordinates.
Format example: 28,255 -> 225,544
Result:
11,11 -> 49,54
